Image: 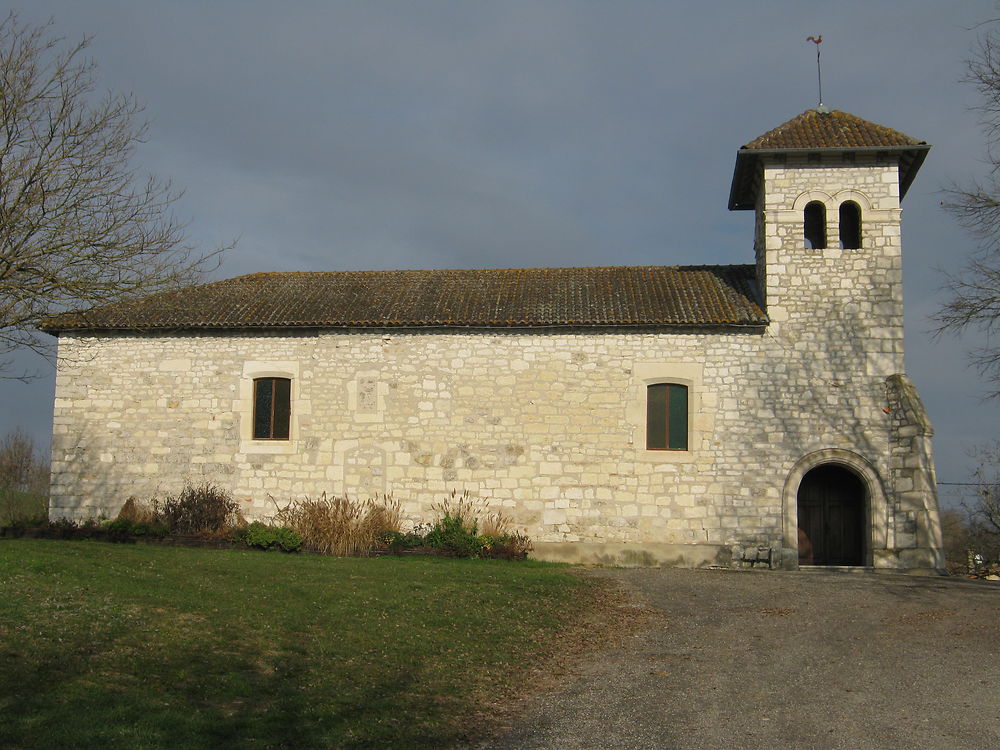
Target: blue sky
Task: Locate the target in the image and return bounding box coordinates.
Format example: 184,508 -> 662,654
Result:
4,0 -> 998,505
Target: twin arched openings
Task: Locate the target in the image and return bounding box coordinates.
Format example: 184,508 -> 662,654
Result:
804,200 -> 861,249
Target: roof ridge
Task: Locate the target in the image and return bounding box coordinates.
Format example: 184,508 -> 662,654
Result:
223,263 -> 757,279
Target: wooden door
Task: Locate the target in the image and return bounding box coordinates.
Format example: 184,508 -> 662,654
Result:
797,465 -> 865,566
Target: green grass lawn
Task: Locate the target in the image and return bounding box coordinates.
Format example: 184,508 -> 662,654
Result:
0,540 -> 597,749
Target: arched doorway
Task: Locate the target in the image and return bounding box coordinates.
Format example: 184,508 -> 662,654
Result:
797,464 -> 866,566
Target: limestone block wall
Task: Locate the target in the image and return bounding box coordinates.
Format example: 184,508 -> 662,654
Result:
755,155 -> 904,377
48,322 -> 933,568
885,374 -> 944,570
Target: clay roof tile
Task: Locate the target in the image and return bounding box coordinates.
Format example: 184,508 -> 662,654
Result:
40,265 -> 768,332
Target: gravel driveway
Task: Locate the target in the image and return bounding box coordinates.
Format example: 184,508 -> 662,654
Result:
480,568 -> 1000,750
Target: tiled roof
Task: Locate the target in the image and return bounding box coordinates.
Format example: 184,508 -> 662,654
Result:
742,108 -> 925,150
40,265 -> 768,332
729,108 -> 930,210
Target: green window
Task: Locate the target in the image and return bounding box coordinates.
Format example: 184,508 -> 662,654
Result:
646,383 -> 688,451
253,377 -> 291,440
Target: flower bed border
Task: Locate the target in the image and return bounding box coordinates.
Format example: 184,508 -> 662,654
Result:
0,526 -> 521,558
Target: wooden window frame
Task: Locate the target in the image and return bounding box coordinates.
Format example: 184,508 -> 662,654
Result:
252,377 -> 291,440
646,382 -> 689,451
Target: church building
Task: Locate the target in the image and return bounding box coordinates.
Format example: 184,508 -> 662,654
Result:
42,108 -> 945,571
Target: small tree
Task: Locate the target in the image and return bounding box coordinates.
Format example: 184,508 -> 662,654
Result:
0,13 -> 222,372
0,427 -> 48,495
939,508 -> 975,574
961,443 -> 1000,566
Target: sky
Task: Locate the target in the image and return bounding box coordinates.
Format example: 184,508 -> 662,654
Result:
3,0 -> 999,507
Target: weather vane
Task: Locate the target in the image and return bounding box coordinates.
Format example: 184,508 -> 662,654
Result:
807,35 -> 825,111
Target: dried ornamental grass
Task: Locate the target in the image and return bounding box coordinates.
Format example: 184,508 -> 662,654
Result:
431,489 -> 484,531
271,493 -> 401,556
115,496 -> 155,525
480,510 -> 511,538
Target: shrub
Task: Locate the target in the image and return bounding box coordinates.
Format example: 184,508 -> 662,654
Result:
132,521 -> 169,538
271,493 -> 401,556
424,513 -> 483,557
101,517 -> 169,542
105,518 -> 144,542
380,525 -> 432,552
272,526 -> 303,552
482,530 -> 533,561
237,522 -> 303,553
9,512 -> 48,530
380,530 -> 408,552
423,491 -> 486,558
115,496 -> 155,525
156,483 -> 242,535
0,488 -> 48,527
49,517 -> 81,538
421,491 -> 532,559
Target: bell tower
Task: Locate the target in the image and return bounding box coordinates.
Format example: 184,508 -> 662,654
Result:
728,109 -> 943,571
728,108 -> 929,377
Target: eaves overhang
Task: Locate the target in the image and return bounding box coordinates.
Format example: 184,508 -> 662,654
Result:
728,143 -> 931,211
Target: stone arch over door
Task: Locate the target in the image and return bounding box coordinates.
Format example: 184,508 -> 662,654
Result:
782,449 -> 888,568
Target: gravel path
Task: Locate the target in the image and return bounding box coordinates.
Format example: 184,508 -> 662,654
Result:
479,568 -> 1000,750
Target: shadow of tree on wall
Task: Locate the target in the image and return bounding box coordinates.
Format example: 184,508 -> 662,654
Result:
750,289 -> 928,564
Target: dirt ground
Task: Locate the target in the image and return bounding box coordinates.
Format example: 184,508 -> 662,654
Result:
477,568 -> 1000,750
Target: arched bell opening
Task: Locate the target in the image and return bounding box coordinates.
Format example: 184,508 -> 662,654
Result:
804,200 -> 827,249
839,200 -> 862,249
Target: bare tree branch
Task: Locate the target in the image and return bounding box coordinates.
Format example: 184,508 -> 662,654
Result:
0,13 -> 226,374
958,443 -> 1000,567
937,26 -> 1000,396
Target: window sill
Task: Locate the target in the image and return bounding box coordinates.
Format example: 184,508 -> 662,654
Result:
239,439 -> 297,455
636,448 -> 696,464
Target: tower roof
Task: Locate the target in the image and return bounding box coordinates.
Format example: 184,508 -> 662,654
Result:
742,108 -> 924,150
728,108 -> 930,210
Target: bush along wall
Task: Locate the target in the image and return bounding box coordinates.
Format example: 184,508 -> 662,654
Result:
5,485 -> 532,560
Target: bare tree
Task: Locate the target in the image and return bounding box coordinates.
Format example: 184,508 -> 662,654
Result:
939,27 -> 1000,396
0,427 -> 47,494
0,13 -> 222,373
939,508 -> 974,574
967,441 -> 1000,528
941,442 -> 1000,575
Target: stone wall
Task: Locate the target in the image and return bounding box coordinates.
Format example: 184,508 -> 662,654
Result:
49,323 -> 935,569
756,154 -> 904,379
885,374 -> 945,570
